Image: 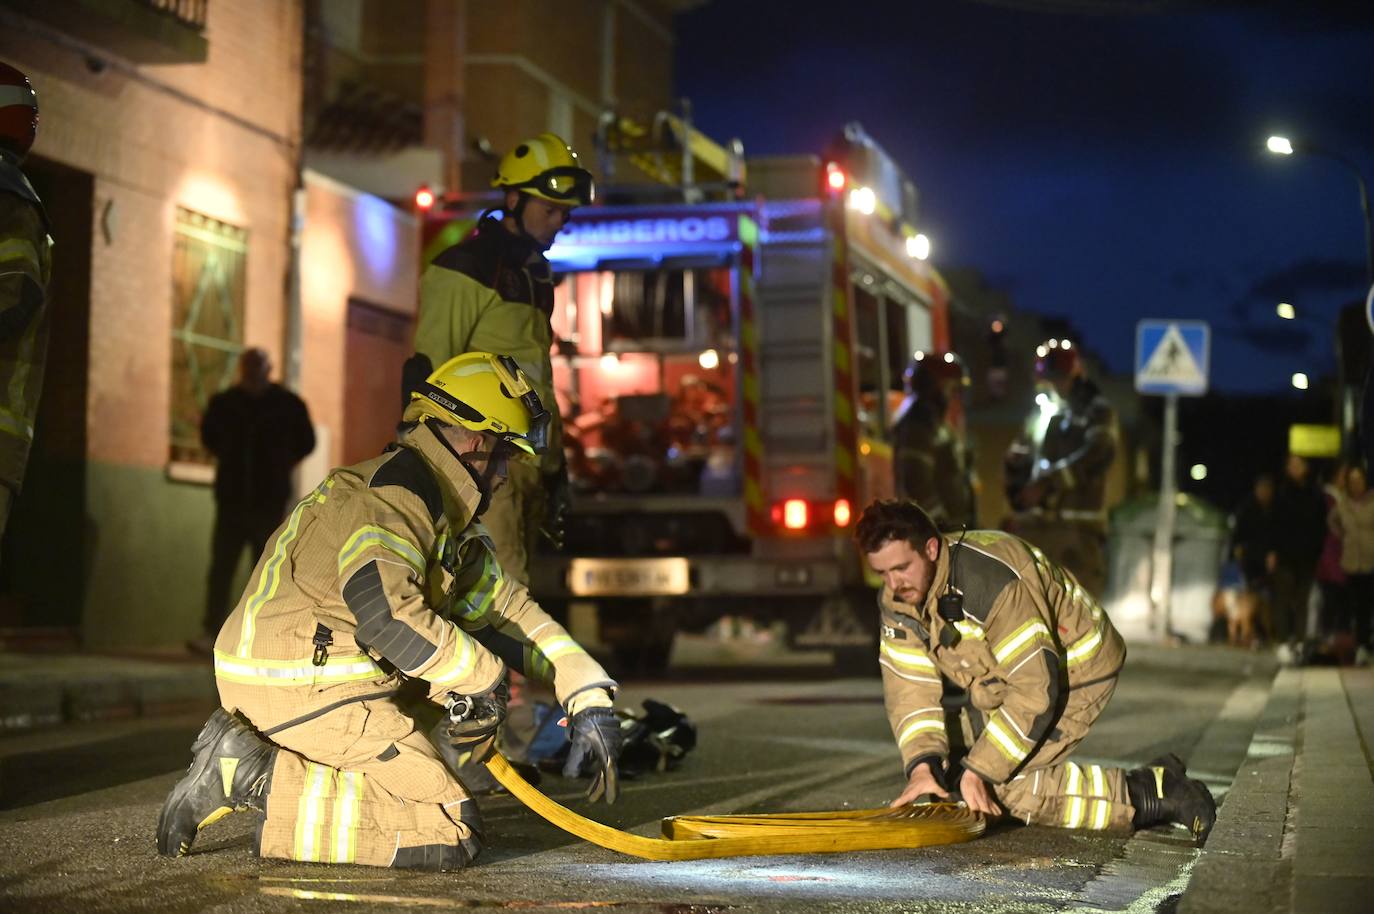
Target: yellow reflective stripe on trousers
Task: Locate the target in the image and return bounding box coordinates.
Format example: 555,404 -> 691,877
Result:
237,478 -> 334,658
881,641 -> 936,670
294,762 -> 332,862
993,618 -> 1053,665
338,524 -> 425,577
1063,762 -> 1085,828
898,716 -> 945,747
331,770 -> 364,863
1089,764 -> 1111,830
984,714 -> 1029,763
212,649 -> 384,686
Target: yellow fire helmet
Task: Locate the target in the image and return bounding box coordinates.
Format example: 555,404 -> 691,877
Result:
491,132 -> 595,206
405,352 -> 549,455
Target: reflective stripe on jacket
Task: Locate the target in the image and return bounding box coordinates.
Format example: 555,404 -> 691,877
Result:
880,529 -> 1126,784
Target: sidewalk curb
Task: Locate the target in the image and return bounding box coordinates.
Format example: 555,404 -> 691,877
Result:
1178,667 -> 1298,914
0,657 -> 216,733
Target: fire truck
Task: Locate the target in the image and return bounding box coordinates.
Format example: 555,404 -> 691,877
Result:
423,118 -> 950,668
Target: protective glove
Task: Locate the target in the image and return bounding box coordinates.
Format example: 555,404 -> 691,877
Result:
563,704 -> 623,804
540,463 -> 571,549
443,678 -> 509,764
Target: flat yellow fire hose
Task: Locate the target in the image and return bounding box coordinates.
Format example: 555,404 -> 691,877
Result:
484,754 -> 984,861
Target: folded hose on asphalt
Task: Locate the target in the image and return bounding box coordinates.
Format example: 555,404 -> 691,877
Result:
485,753 -> 985,861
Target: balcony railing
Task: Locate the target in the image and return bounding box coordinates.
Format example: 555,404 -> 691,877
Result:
140,0 -> 208,32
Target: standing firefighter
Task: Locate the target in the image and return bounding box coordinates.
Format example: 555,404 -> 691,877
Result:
0,62 -> 51,538
1004,339 -> 1116,598
413,133 -> 594,584
892,350 -> 975,532
857,500 -> 1216,839
157,353 -> 622,870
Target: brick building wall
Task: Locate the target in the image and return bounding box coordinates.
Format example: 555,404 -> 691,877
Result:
0,1 -> 306,647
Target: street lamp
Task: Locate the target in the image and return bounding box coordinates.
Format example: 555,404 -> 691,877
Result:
1292,372 -> 1310,390
1266,134 -> 1374,285
1276,301 -> 1296,320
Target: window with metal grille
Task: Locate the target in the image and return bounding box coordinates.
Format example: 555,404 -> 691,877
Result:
170,208 -> 247,467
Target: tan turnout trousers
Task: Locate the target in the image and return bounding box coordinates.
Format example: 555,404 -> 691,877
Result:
955,676 -> 1133,830
247,696 -> 481,867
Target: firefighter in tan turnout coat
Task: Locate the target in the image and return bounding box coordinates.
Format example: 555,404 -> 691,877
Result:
856,500 -> 1216,839
157,353 -> 622,870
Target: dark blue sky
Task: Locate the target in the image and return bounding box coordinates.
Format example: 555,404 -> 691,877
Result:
675,1 -> 1374,394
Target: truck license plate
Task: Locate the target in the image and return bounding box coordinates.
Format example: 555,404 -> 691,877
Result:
568,558 -> 691,596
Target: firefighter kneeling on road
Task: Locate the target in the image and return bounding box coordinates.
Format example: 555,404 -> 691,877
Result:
857,499 -> 1216,840
156,352 -> 622,870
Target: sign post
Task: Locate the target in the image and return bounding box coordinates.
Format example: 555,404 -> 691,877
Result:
1135,320 -> 1210,641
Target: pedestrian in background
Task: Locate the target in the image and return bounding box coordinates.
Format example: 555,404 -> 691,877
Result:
1272,454 -> 1327,664
0,63 -> 52,542
1329,465 -> 1374,666
1229,473 -> 1279,644
194,347 -> 315,652
1316,463 -> 1350,648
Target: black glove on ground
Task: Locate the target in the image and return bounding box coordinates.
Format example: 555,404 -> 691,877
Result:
563,706 -> 622,804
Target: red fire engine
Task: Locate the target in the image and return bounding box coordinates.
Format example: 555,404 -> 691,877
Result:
422,119 -> 950,668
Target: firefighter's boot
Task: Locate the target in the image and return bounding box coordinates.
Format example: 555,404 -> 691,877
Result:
1126,753 -> 1216,841
157,708 -> 276,857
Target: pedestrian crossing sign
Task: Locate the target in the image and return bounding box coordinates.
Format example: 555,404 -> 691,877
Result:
1135,320 -> 1209,396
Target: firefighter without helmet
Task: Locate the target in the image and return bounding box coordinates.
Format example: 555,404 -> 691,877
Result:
404,352 -> 551,455
0,62 -> 38,162
491,133 -> 595,206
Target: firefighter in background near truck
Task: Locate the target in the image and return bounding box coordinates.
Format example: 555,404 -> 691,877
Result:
413,133 -> 595,584
891,351 -> 975,532
0,62 -> 51,540
156,353 -> 622,870
856,500 -> 1216,839
1003,340 -> 1117,598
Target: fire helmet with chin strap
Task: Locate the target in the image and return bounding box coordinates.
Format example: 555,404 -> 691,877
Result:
491,133 -> 594,207
404,352 -> 549,455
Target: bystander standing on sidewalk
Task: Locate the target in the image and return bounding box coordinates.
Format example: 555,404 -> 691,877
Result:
1316,463 -> 1349,645
1231,473 -> 1280,642
1272,455 -> 1327,663
193,348 -> 315,653
1329,465 -> 1374,666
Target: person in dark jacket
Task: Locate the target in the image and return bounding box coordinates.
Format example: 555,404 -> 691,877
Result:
1271,454 -> 1327,662
196,348 -> 315,649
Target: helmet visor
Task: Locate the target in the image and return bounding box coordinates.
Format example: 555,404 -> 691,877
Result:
494,354 -> 551,453
519,166 -> 595,205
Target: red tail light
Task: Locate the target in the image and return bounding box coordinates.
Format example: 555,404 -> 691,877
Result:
415,185 -> 435,210
782,499 -> 808,530
825,162 -> 846,192
833,498 -> 852,528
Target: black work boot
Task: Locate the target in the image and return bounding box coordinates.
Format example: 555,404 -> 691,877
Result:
157,708 -> 276,857
1126,753 -> 1217,842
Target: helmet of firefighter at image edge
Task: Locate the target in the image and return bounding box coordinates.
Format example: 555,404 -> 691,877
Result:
404,352 -> 550,455
904,350 -> 969,397
492,133 -> 595,207
1034,338 -> 1081,381
0,61 -> 39,161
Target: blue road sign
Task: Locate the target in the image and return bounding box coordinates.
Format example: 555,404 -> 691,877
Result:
1135,320 -> 1210,396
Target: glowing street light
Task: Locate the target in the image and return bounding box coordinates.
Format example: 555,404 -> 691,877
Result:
1190,464 -> 1208,481
1276,302 -> 1296,320
1292,372 -> 1309,390
1266,133 -> 1373,284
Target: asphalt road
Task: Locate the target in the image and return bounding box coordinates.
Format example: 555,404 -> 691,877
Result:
0,656 -> 1269,913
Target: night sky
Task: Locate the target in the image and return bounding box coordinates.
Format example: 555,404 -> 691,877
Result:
675,0 -> 1374,394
